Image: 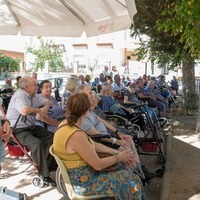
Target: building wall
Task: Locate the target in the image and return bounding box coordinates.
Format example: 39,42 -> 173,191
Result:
25,31 -> 179,81
0,49 -> 24,60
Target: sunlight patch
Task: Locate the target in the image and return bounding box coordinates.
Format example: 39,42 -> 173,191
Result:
174,134 -> 200,149
188,193 -> 200,200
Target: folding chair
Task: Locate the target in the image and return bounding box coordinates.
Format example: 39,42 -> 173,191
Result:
49,145 -> 116,200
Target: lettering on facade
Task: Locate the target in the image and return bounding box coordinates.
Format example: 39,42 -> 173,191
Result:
98,21 -> 114,33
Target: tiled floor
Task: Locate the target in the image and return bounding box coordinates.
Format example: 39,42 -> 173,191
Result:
0,152 -> 65,200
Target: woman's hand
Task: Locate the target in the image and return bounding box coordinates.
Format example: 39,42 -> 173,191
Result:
161,97 -> 167,102
2,121 -> 11,134
118,132 -> 132,142
1,121 -> 12,145
116,139 -> 130,148
151,96 -> 157,101
117,149 -> 137,167
36,113 -> 41,120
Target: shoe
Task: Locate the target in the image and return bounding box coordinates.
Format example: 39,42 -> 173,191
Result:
43,177 -> 57,187
143,170 -> 155,180
141,164 -> 148,172
142,178 -> 151,186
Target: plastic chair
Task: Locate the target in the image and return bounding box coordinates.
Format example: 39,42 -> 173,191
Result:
49,145 -> 116,200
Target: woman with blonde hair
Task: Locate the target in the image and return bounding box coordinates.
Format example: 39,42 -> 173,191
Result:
62,75 -> 79,109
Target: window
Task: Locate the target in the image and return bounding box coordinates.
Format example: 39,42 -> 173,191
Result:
72,44 -> 88,49
162,65 -> 169,75
73,55 -> 87,73
96,43 -> 113,49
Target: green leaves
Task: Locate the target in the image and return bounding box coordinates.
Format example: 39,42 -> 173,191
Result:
157,0 -> 200,59
25,37 -> 66,72
131,0 -> 200,68
0,54 -> 20,72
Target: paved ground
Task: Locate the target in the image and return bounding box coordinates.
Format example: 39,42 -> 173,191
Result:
141,126 -> 170,200
161,112 -> 200,200
0,154 -> 64,200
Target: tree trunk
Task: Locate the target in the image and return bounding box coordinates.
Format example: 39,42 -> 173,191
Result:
196,93 -> 200,139
182,60 -> 196,113
182,60 -> 200,138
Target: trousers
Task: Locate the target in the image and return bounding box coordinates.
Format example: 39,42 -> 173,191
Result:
14,125 -> 55,177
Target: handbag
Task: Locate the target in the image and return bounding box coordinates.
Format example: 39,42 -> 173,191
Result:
57,124 -> 119,173
89,152 -> 118,173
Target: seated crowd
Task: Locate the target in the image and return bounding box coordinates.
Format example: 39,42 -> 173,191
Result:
0,69 -> 176,199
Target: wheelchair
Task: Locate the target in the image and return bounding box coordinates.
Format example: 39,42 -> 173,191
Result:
93,106 -> 165,182
131,105 -> 166,164
98,101 -> 166,165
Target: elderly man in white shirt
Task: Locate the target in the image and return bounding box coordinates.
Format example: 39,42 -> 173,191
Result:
6,76 -> 57,187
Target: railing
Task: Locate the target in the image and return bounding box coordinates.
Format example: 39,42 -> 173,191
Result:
195,77 -> 200,94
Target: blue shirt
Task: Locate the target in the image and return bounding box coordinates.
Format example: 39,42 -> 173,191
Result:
81,111 -> 107,134
100,95 -> 126,115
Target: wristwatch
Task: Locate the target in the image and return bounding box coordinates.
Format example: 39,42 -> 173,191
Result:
112,137 -> 118,144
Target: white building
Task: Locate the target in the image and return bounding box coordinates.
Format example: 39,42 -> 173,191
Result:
0,30 -> 179,81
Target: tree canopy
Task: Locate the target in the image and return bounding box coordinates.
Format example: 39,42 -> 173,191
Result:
157,0 -> 200,59
131,0 -> 200,111
0,52 -> 21,72
26,37 -> 66,72
131,0 -> 200,69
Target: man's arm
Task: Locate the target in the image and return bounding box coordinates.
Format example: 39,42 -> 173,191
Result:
84,127 -> 113,143
20,99 -> 52,116
97,116 -> 133,142
20,106 -> 41,116
97,116 -> 116,133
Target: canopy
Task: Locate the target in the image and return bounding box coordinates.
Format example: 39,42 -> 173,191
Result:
0,0 -> 137,37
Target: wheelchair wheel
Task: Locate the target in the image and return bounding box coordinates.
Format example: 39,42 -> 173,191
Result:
155,166 -> 165,177
19,193 -> 27,200
56,168 -> 70,199
158,152 -> 166,164
31,176 -> 45,188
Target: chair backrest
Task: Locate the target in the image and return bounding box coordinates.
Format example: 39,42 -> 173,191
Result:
49,145 -> 115,200
49,145 -> 74,199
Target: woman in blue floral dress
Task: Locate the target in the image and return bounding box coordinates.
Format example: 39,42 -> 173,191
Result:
53,93 -> 144,200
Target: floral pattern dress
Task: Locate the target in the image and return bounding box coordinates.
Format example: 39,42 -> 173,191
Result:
68,164 -> 144,200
